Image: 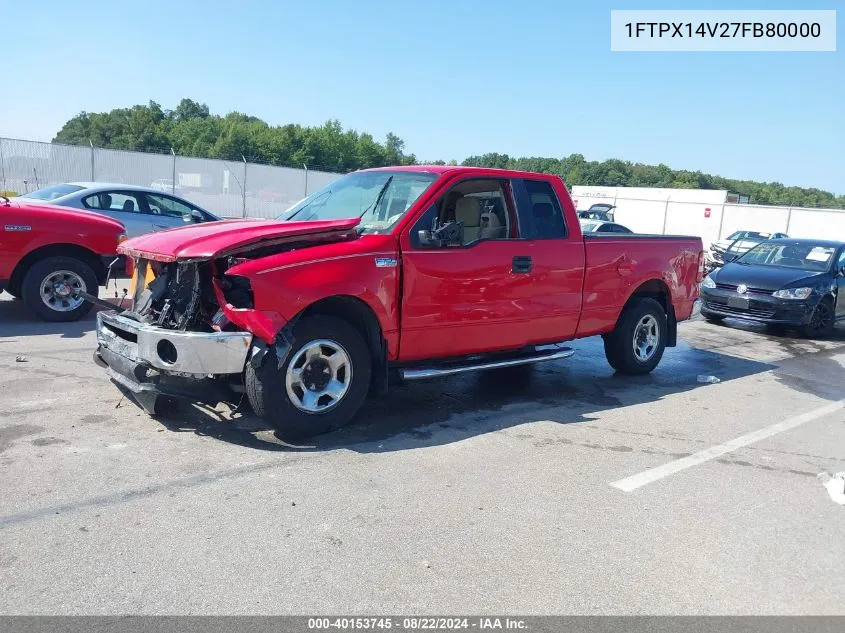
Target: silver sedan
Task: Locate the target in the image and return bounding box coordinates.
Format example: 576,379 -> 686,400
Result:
579,220 -> 634,234
16,182 -> 222,237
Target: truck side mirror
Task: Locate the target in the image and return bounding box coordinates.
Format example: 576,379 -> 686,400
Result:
417,230 -> 444,248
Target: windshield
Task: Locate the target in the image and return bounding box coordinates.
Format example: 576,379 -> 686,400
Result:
736,241 -> 836,271
20,183 -> 84,201
280,170 -> 438,233
728,230 -> 771,241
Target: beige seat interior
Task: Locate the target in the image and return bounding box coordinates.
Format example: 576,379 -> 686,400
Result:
455,197 -> 482,244
480,209 -> 504,239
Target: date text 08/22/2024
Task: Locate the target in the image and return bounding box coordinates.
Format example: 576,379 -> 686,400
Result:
307,617 -> 528,630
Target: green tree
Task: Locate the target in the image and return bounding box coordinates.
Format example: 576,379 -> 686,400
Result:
51,100 -> 844,208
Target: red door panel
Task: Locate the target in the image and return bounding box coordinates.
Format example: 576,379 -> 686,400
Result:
399,242 -> 535,361
399,239 -> 585,361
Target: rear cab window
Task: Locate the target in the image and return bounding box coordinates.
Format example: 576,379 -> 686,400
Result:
511,178 -> 568,239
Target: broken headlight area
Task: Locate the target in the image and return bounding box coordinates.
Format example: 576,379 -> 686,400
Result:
128,258 -> 252,333
219,274 -> 254,309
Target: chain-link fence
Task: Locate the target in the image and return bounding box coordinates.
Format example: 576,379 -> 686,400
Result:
0,137 -> 343,219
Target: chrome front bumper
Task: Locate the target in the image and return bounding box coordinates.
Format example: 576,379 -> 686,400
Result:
96,311 -> 253,377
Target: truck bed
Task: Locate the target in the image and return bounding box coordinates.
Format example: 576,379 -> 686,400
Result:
577,234 -> 703,338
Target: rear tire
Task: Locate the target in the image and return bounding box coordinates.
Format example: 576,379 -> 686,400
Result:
603,297 -> 668,375
21,256 -> 98,322
245,315 -> 372,440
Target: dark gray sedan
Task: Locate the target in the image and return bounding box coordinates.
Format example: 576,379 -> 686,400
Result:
700,239 -> 845,337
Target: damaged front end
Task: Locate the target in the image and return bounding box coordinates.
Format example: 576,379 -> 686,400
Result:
94,218 -> 360,414
95,258 -> 260,413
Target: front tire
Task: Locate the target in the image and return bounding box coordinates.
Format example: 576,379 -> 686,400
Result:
801,298 -> 835,339
21,256 -> 98,322
603,297 -> 668,375
245,315 -> 372,439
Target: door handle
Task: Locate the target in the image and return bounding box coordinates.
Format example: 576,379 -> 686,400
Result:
512,256 -> 532,274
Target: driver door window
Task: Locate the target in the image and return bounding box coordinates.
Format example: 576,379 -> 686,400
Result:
411,179 -> 515,248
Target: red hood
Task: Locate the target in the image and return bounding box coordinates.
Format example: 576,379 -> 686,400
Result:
118,217 -> 361,262
9,200 -> 125,232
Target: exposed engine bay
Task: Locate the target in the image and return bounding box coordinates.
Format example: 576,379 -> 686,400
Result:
125,257 -> 249,332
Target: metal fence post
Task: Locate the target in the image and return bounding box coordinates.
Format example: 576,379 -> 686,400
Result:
171,148 -> 176,195
242,156 -> 247,218
661,198 -> 670,234
786,206 -> 793,234
303,163 -> 309,197
89,140 -> 95,180
0,138 -> 6,192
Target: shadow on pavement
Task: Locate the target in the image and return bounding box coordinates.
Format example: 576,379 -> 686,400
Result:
700,317 -> 845,401
0,285 -> 129,339
151,333 -> 782,453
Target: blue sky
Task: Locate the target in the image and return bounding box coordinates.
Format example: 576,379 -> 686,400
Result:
2,0 -> 842,192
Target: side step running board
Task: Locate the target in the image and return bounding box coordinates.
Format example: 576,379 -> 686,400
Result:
400,346 -> 574,381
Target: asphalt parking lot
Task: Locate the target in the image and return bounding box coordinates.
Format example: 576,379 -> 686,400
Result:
1,288 -> 844,615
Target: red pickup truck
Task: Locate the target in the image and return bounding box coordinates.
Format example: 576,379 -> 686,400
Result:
1,197 -> 126,321
94,167 -> 703,438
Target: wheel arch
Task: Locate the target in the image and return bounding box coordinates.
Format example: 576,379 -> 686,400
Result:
297,294 -> 389,395
9,243 -> 106,296
621,278 -> 677,347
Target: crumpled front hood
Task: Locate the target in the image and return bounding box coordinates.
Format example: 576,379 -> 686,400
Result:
118,217 -> 361,262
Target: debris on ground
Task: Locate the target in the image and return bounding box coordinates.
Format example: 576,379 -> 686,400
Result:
15,355 -> 28,362
818,472 -> 845,506
697,375 -> 720,384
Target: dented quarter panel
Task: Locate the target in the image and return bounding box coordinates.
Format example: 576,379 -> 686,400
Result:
576,237 -> 702,337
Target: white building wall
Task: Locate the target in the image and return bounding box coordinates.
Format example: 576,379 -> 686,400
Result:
571,185 -> 845,250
